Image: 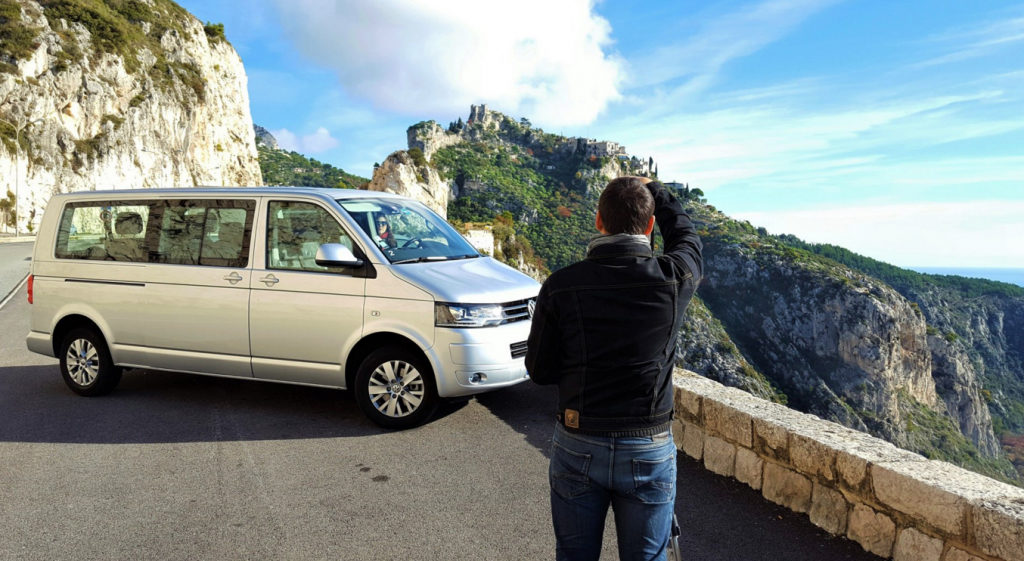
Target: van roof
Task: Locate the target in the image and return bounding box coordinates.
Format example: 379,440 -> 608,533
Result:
50,186 -> 403,201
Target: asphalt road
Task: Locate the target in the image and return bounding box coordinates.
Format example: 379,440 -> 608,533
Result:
0,241 -> 33,303
0,282 -> 881,560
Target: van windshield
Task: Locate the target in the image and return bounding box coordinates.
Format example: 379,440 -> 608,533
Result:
337,197 -> 480,264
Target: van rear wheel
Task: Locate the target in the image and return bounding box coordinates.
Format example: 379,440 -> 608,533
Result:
354,347 -> 438,429
59,328 -> 122,396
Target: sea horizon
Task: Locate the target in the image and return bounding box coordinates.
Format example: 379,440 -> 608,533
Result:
907,267 -> 1024,288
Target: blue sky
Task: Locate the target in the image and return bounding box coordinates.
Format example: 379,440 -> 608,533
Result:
178,0 -> 1024,269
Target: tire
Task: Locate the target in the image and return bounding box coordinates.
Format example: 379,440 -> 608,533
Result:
59,327 -> 123,396
354,346 -> 438,429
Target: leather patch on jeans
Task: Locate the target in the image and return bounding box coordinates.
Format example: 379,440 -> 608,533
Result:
564,409 -> 580,429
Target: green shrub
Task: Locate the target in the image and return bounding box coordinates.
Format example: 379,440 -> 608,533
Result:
203,21 -> 225,42
0,0 -> 40,70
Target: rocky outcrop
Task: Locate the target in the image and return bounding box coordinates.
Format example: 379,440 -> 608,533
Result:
928,334 -> 1001,456
0,0 -> 261,233
253,124 -> 277,149
406,120 -> 460,161
366,150 -> 451,218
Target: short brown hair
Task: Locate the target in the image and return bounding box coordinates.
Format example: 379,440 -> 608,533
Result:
598,177 -> 654,234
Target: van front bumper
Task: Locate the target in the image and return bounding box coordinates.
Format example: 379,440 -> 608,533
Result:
431,321 -> 531,398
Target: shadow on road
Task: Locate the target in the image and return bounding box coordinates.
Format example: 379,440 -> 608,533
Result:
477,381 -> 881,561
474,380 -> 559,458
0,365 -> 467,444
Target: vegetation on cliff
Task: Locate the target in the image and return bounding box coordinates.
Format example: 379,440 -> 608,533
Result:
257,144 -> 367,189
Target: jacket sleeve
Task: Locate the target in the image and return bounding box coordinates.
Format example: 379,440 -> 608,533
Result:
649,180 -> 702,281
525,282 -> 560,385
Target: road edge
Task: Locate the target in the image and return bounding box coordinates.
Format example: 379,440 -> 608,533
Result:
0,274 -> 29,311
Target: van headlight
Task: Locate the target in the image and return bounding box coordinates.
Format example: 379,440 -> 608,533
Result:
435,303 -> 505,328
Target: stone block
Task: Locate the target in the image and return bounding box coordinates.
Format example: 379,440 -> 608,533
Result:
872,460 -> 1022,537
944,548 -> 986,561
809,482 -> 848,536
893,528 -> 943,561
735,447 -> 764,490
790,432 -> 837,483
672,419 -> 684,451
753,417 -> 789,462
847,503 -> 895,558
973,498 -> 1024,561
763,462 -> 812,513
703,435 -> 736,477
682,421 -> 704,461
676,388 -> 701,423
836,452 -> 868,490
703,398 -> 753,447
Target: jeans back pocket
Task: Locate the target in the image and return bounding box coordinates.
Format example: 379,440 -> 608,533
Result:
550,441 -> 593,500
630,453 -> 675,504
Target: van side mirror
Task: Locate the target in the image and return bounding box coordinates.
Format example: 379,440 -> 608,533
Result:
315,243 -> 364,268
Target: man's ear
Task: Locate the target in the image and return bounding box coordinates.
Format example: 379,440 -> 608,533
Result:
595,211 -> 608,234
643,215 -> 655,235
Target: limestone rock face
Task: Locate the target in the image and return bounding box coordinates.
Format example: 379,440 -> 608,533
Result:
699,234 -> 940,446
0,1 -> 261,233
366,150 -> 451,218
928,334 -> 1001,457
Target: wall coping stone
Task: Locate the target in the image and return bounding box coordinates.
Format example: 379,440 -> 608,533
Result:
672,369 -> 1024,561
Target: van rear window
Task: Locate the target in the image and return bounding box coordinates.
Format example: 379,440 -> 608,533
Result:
55,199 -> 256,267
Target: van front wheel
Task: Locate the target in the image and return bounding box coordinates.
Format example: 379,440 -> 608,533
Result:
354,347 -> 438,429
59,328 -> 122,396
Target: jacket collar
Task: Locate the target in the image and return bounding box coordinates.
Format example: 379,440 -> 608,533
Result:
586,234 -> 653,259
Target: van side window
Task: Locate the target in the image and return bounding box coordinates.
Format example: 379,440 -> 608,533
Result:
55,201 -> 154,262
150,199 -> 256,267
267,201 -> 354,272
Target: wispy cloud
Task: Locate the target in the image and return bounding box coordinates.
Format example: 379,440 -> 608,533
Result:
271,0 -> 623,127
734,201 -> 1024,267
917,13 -> 1024,68
625,0 -> 839,97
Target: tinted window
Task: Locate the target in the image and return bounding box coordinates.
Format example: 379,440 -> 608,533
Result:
55,199 -> 255,267
56,201 -> 154,262
267,201 -> 355,272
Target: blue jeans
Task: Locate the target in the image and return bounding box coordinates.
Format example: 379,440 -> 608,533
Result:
549,423 -> 677,561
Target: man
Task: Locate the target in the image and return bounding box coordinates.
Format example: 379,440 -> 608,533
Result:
526,176 -> 702,561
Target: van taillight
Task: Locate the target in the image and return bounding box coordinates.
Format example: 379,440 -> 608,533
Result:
27,275 -> 33,304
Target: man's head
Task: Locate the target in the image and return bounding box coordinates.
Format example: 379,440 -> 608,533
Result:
596,176 -> 655,235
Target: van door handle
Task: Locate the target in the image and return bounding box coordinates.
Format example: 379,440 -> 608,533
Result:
223,272 -> 243,284
259,274 -> 280,286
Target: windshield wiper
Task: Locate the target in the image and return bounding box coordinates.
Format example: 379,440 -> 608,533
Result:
392,256 -> 449,264
392,254 -> 480,264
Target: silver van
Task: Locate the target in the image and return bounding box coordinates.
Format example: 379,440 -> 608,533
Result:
26,187 -> 539,428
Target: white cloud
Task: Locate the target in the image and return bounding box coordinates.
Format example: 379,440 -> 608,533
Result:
271,0 -> 622,126
733,201 -> 1024,268
272,127 -> 339,154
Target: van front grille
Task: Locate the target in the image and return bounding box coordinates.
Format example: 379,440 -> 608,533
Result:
510,341 -> 528,359
502,298 -> 535,324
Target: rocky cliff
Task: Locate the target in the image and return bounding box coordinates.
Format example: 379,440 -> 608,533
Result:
690,205 -> 1018,481
366,149 -> 450,217
0,0 -> 261,232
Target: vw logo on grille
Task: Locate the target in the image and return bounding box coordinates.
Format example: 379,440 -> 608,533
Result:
527,298 -> 536,319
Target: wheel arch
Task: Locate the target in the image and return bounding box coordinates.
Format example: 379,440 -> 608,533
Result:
345,332 -> 436,391
51,314 -> 107,357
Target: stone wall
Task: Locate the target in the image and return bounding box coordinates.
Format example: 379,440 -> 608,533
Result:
672,369 -> 1024,561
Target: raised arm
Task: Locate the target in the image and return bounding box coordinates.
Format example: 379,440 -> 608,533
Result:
646,179 -> 703,281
